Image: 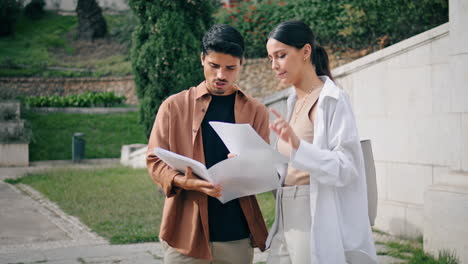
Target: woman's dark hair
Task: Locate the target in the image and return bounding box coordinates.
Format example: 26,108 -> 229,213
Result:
202,24 -> 244,60
268,20 -> 333,80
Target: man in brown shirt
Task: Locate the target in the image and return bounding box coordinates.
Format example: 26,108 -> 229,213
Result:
146,24 -> 269,263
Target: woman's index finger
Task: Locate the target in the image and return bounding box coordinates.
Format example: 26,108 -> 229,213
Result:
269,108 -> 283,119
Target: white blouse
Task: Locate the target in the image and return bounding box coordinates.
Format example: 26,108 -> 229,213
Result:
267,76 -> 378,264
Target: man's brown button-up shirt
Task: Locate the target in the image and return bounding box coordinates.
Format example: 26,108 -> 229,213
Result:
146,82 -> 270,260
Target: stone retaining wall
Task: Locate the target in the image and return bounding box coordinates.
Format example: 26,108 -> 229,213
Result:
238,58 -> 287,99
0,59 -> 281,104
0,76 -> 138,105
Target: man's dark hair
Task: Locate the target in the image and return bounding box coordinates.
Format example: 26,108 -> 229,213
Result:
202,24 -> 244,59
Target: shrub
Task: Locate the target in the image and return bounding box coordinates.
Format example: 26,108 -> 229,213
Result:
24,0 -> 46,20
107,11 -> 138,50
346,0 -> 448,48
129,0 -> 215,137
215,0 -> 448,57
215,0 -> 294,58
23,92 -> 126,107
0,0 -> 23,36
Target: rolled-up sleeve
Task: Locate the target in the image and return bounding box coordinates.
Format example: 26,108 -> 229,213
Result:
254,105 -> 270,144
146,99 -> 182,197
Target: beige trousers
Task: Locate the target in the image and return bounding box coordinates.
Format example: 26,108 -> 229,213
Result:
161,238 -> 253,264
267,185 -> 314,264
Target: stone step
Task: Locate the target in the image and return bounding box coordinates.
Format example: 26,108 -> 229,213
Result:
0,120 -> 24,134
0,100 -> 29,165
0,100 -> 20,121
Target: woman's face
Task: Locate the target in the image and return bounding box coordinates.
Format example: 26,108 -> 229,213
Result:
266,38 -> 308,86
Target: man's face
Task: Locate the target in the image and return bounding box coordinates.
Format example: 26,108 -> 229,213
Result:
201,51 -> 242,96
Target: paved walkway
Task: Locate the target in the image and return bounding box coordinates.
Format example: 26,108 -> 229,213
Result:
0,161 -> 404,264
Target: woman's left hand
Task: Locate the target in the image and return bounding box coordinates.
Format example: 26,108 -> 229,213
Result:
269,108 -> 300,150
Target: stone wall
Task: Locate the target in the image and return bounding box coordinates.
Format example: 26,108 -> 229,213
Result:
0,76 -> 138,105
332,23 -> 454,239
0,60 -> 278,105
239,52 -> 356,100
238,58 -> 287,99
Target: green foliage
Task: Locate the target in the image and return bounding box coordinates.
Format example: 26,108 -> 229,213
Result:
0,0 -> 23,36
256,191 -> 275,229
215,0 -> 293,58
376,239 -> 460,264
87,55 -> 132,77
4,178 -> 22,184
436,250 -> 460,264
215,0 -> 448,57
0,12 -> 133,78
23,92 -> 126,107
106,11 -> 138,50
129,0 -> 215,137
406,249 -> 460,264
24,111 -> 147,161
342,0 -> 448,48
0,11 -> 76,75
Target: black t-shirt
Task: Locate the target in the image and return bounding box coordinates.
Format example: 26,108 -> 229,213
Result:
201,93 -> 250,242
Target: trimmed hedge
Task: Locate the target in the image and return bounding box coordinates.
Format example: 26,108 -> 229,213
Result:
24,0 -> 46,20
215,0 -> 293,58
215,0 -> 448,58
0,0 -> 22,36
23,92 -> 126,107
129,0 -> 215,137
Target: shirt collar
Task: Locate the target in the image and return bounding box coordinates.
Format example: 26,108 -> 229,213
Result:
287,75 -> 340,103
318,75 -> 340,100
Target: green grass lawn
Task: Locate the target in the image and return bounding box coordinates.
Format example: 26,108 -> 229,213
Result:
256,191 -> 275,228
5,166 -> 276,244
0,11 -> 132,77
25,111 -> 147,161
0,12 -> 76,67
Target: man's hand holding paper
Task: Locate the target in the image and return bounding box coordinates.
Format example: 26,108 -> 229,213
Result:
154,121 -> 287,203
172,167 -> 223,198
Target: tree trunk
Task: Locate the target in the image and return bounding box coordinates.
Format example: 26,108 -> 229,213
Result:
76,0 -> 107,40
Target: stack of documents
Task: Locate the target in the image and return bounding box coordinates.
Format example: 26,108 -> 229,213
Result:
154,122 -> 287,203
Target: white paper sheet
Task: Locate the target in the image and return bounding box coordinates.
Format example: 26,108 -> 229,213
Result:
154,147 -> 282,203
209,121 -> 288,163
154,148 -> 213,182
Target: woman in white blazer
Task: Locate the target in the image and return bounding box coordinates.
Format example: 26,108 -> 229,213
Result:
265,21 -> 378,264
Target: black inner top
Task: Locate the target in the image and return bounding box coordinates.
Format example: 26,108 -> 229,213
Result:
201,93 -> 250,242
